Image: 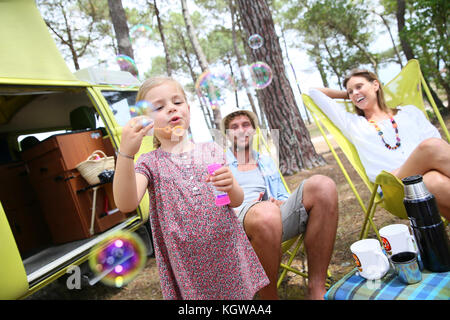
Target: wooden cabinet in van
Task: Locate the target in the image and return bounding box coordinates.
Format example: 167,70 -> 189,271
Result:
21,130 -> 126,244
0,162 -> 51,256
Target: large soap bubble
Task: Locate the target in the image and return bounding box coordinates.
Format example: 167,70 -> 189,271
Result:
115,54 -> 139,78
129,100 -> 156,135
240,62 -> 273,90
89,231 -> 147,288
195,69 -> 235,109
130,24 -> 152,43
129,100 -> 155,117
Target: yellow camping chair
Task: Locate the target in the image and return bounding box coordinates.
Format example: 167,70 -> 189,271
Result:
302,59 -> 449,242
252,127 -> 332,288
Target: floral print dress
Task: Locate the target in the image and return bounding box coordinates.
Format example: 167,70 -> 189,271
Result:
135,142 -> 269,299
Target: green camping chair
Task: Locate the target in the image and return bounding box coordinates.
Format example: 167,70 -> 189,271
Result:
252,127 -> 332,288
302,59 -> 449,242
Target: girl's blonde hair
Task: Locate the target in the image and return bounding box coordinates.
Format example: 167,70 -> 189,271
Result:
136,76 -> 187,148
343,69 -> 397,117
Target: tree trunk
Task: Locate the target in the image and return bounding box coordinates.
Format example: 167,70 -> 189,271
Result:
376,11 -> 403,68
236,10 -> 269,129
180,0 -> 221,129
313,43 -> 329,88
230,0 -> 259,119
435,71 -> 450,110
237,0 -> 325,174
176,29 -> 214,128
107,0 -> 136,76
151,0 -> 172,76
396,0 -> 414,60
226,55 -> 240,108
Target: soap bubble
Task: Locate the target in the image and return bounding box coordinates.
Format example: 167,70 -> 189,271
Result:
248,34 -> 264,50
89,231 -> 147,288
129,101 -> 156,135
129,24 -> 151,43
129,100 -> 156,117
115,54 -> 139,78
108,55 -> 141,90
249,62 -> 273,89
195,69 -> 235,108
240,62 -> 273,90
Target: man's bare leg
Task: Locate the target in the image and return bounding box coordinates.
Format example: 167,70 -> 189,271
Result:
244,202 -> 283,299
302,175 -> 339,300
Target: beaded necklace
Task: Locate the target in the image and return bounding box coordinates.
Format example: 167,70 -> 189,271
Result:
369,116 -> 401,150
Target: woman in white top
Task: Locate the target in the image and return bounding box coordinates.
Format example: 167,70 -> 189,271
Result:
309,69 -> 450,220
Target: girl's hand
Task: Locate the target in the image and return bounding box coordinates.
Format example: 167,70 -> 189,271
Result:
120,116 -> 154,156
206,165 -> 234,193
206,164 -> 244,208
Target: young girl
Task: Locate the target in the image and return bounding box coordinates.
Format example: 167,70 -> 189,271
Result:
113,76 -> 269,299
309,69 -> 450,219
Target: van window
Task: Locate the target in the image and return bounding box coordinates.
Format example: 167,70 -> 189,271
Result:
18,131 -> 65,150
16,109 -> 106,151
101,90 -> 137,127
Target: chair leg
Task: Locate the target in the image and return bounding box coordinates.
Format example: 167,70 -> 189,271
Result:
359,184 -> 381,241
277,235 -> 334,289
277,235 -> 304,288
360,201 -> 382,242
326,270 -> 333,288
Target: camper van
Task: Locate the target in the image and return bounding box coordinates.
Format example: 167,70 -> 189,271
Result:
0,0 -> 154,299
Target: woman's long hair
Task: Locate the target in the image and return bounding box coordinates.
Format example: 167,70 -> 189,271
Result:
343,69 -> 397,117
136,76 -> 188,148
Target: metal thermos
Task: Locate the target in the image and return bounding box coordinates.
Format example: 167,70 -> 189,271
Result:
402,175 -> 450,272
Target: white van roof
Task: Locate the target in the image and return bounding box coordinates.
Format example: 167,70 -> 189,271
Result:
73,68 -> 141,87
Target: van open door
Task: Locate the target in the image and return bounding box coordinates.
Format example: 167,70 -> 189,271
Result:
84,85 -> 152,223
0,202 -> 28,299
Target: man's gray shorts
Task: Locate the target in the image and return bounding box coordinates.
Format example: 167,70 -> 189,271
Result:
236,180 -> 308,242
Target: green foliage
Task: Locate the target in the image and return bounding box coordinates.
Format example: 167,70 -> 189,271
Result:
280,0 -> 384,86
193,0 -> 229,17
379,0 -> 397,14
426,109 -> 437,122
37,0 -> 112,69
147,56 -> 168,76
401,0 -> 449,94
36,0 -> 448,107
153,11 -> 197,77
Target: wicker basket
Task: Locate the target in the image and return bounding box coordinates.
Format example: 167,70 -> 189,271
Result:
76,150 -> 115,185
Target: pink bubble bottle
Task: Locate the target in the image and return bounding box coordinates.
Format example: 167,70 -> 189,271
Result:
207,163 -> 231,206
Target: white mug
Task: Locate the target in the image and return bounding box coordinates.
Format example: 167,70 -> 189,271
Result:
379,224 -> 417,256
350,239 -> 390,280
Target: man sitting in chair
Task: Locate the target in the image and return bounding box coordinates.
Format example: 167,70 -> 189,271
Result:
221,109 -> 339,300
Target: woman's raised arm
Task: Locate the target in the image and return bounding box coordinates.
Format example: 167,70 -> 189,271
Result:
313,87 -> 349,100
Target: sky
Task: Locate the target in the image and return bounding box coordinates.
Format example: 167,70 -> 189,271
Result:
73,0 -> 404,144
